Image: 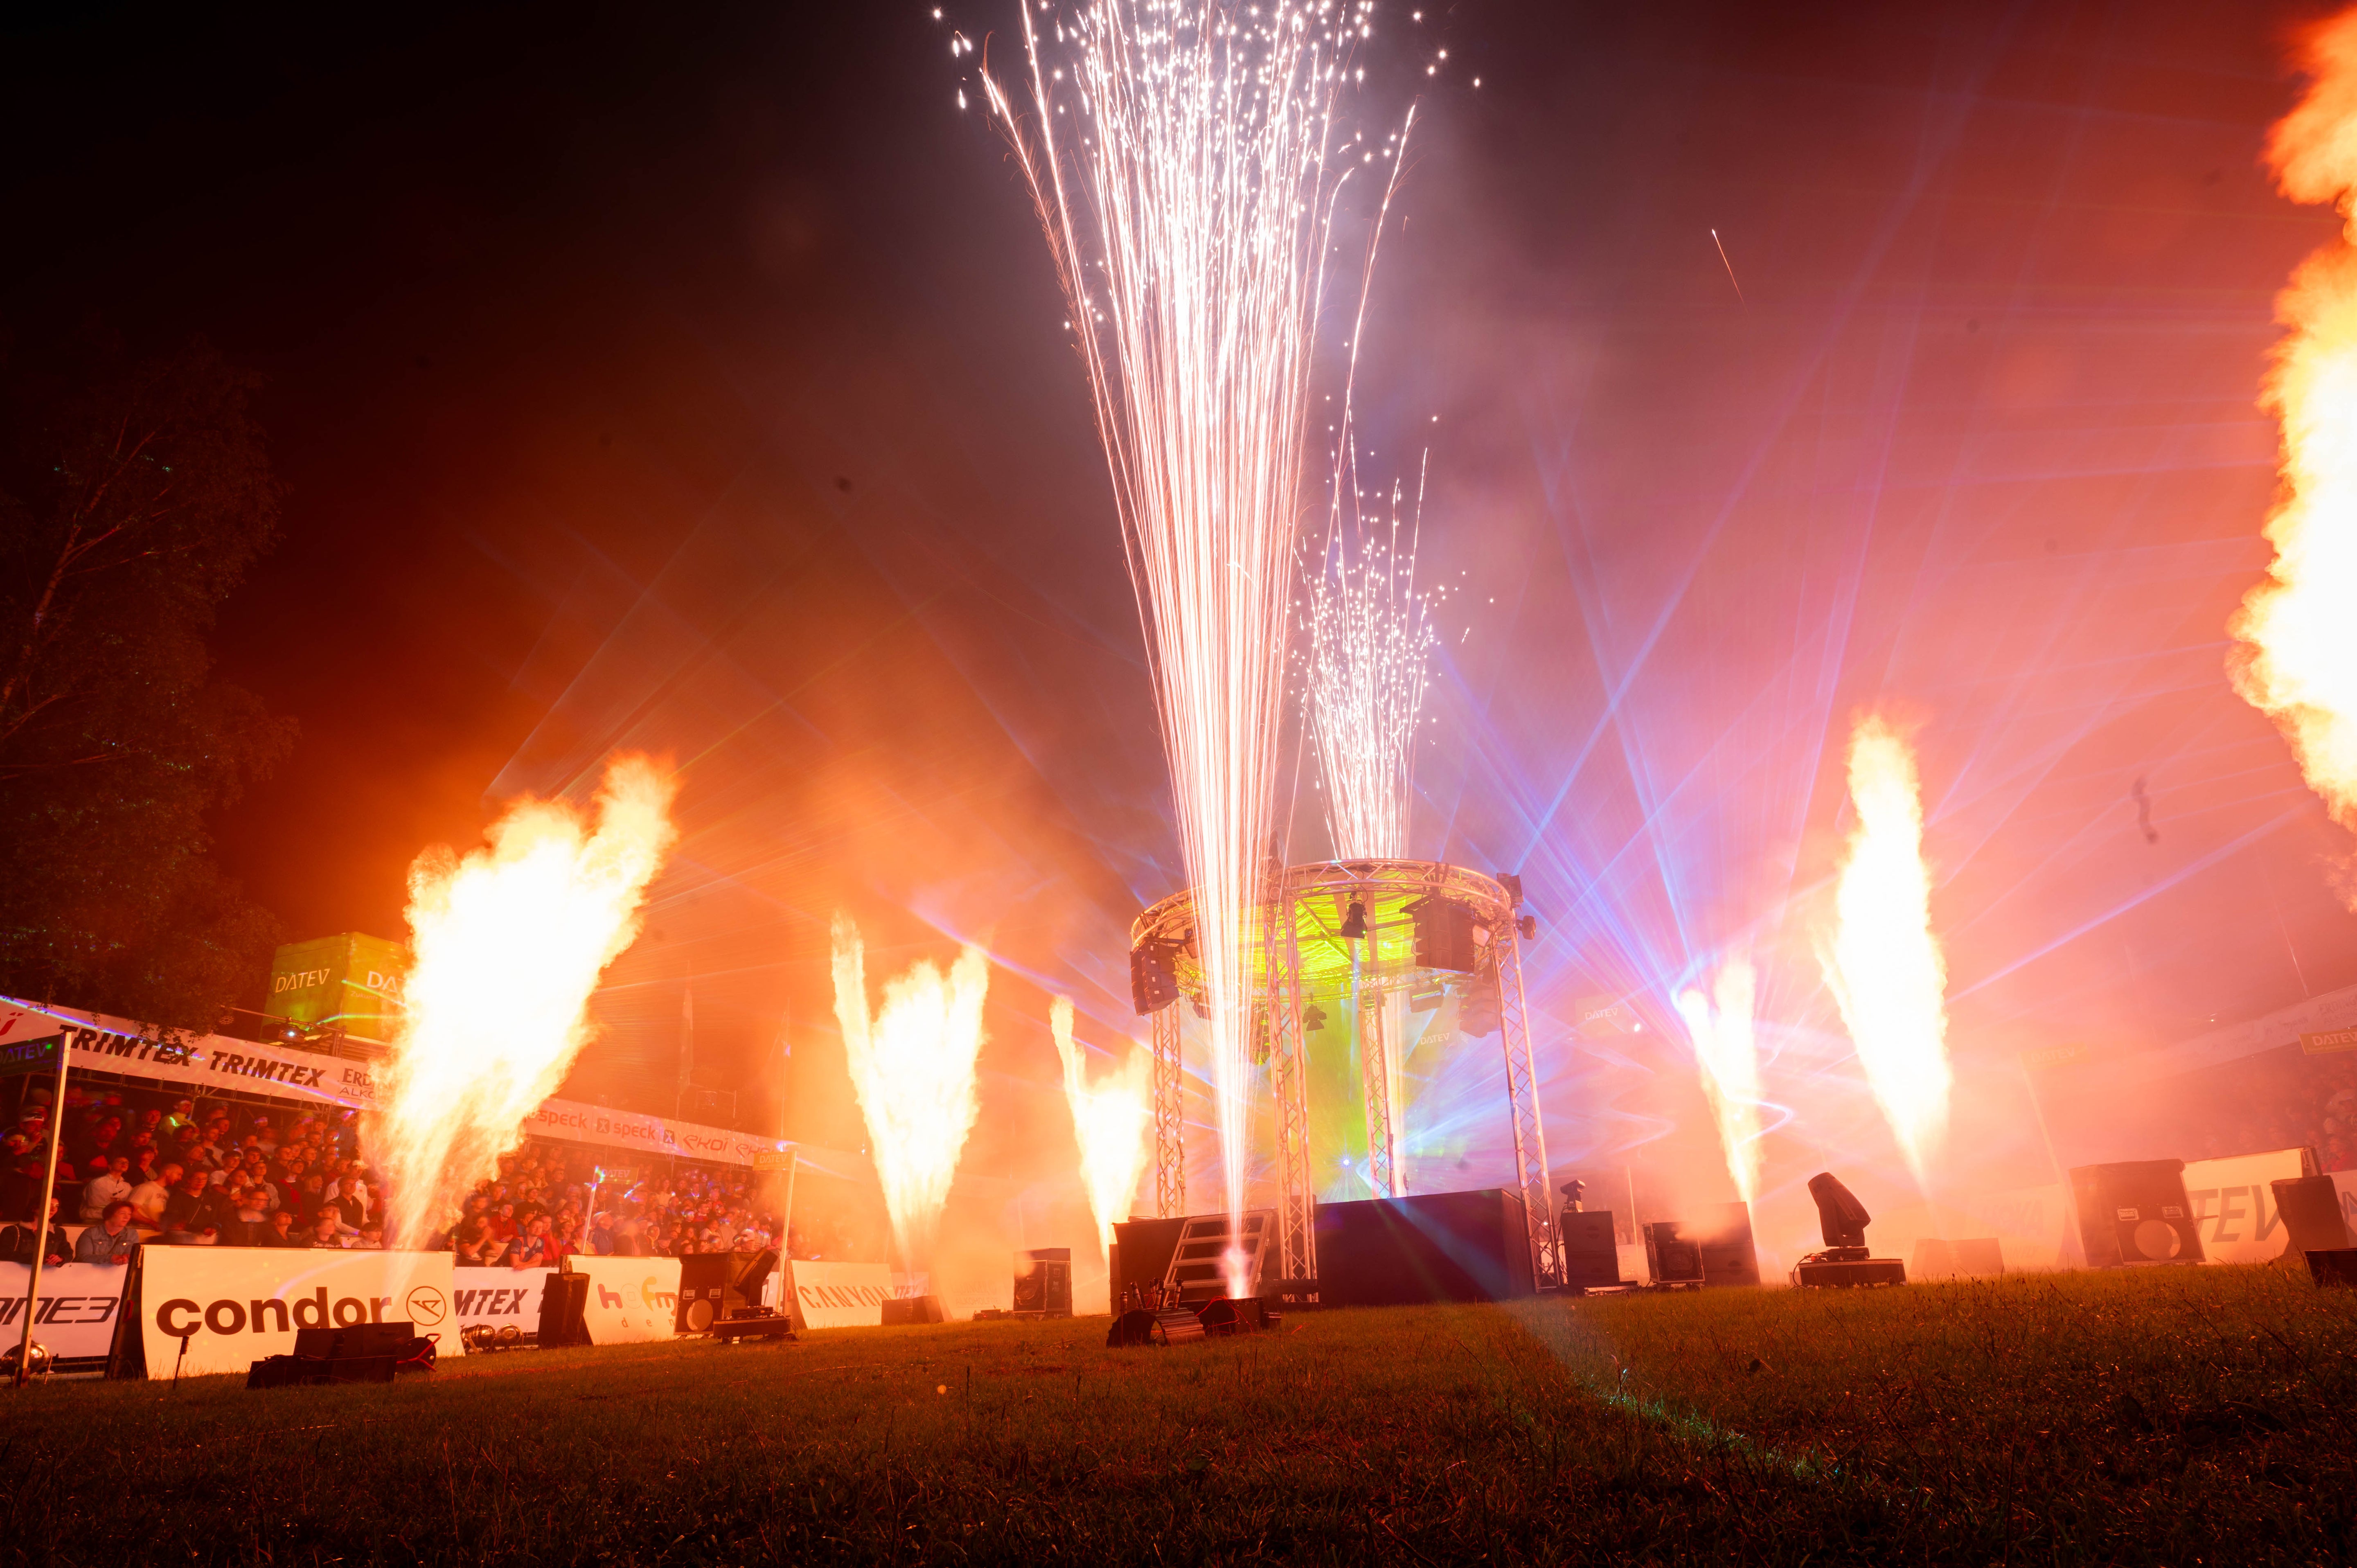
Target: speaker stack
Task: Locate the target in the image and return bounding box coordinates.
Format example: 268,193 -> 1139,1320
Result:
2069,1160 -> 2205,1267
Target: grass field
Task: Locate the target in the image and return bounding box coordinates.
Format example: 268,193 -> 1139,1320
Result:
6,1264 -> 2356,1564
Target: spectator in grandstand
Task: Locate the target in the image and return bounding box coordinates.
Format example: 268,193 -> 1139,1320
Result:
79,1153 -> 133,1222
161,1169 -> 228,1244
453,1217 -> 498,1265
159,1097 -> 195,1137
0,1190 -> 71,1266
75,1200 -> 140,1264
301,1207 -> 348,1248
259,1207 -> 298,1246
128,1161 -> 182,1233
503,1214 -> 553,1270
66,1113 -> 121,1174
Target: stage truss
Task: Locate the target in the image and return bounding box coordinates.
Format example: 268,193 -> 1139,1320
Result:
1128,860 -> 1560,1288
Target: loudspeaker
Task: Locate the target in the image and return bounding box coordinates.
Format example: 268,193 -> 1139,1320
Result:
2271,1176 -> 2352,1253
1687,1202 -> 1761,1287
1558,1211 -> 1626,1289
1404,896 -> 1481,973
880,1294 -> 945,1325
1014,1248 -> 1073,1317
676,1253 -> 732,1334
1130,943 -> 1179,1014
538,1272 -> 591,1347
2070,1160 -> 2205,1267
1643,1221 -> 1704,1286
293,1321 -> 417,1361
1313,1190 -> 1536,1306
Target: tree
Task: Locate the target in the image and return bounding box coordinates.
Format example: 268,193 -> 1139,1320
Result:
0,333 -> 295,1029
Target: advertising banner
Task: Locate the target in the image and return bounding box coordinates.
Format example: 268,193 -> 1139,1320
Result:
0,998 -> 784,1168
452,1266 -> 554,1345
0,1263 -> 131,1373
566,1256 -> 680,1345
2181,1149 -> 2308,1264
781,1261 -> 895,1330
135,1247 -> 455,1379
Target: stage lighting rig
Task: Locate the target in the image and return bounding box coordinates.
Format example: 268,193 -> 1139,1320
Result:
1792,1172 -> 1906,1287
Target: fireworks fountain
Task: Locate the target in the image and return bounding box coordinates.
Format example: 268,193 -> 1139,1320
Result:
2233,9 -> 2357,866
984,0 -> 1388,1291
1050,996 -> 1154,1256
1818,716 -> 1952,1194
829,915 -> 991,1281
1674,958 -> 1762,1206
374,755 -> 679,1249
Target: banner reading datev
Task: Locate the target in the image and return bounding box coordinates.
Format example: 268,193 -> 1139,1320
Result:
138,1248 -> 457,1379
0,996 -> 776,1167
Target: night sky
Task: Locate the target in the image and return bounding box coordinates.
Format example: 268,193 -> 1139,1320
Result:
3,1 -> 2340,1274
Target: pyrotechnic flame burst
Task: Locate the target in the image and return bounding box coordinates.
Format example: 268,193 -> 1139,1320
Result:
1674,958 -> 1762,1205
1818,716 -> 1951,1192
984,0 -> 1389,1286
374,755 -> 679,1248
830,915 -> 990,1275
1050,996 -> 1153,1255
1304,471 -> 1436,861
2233,9 -> 2357,876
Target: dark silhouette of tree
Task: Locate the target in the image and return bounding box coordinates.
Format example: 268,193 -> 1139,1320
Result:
0,333 -> 295,1028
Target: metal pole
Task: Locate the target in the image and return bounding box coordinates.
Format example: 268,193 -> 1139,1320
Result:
15,1041 -> 68,1387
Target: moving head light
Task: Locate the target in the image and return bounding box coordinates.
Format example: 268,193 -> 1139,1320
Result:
1792,1171 -> 1906,1289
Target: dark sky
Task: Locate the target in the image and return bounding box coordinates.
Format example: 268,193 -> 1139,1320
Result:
4,0 -> 2345,1270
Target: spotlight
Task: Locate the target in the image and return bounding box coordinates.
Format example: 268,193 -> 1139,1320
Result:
1516,914 -> 1537,942
1301,1005 -> 1328,1032
1792,1171 -> 1906,1287
1338,897 -> 1368,941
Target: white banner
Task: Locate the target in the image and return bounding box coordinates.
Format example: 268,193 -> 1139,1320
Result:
0,998 -> 784,1167
453,1266 -> 554,1344
0,1263 -> 130,1370
137,1247 -> 455,1379
781,1261 -> 894,1330
566,1256 -> 680,1345
2183,1149 -> 2308,1264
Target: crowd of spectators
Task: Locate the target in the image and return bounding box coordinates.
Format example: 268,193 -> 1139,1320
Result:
2055,1042 -> 2357,1172
0,1079 -> 785,1269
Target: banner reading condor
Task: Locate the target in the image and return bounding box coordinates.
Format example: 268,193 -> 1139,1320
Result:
138,1248 -> 456,1379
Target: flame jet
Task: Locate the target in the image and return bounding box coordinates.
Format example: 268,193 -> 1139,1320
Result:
830,915 -> 990,1278
985,3 -> 1389,1295
2233,9 -> 2357,873
374,755 -> 678,1248
1675,958 -> 1762,1205
1051,996 -> 1153,1257
1819,716 -> 1952,1192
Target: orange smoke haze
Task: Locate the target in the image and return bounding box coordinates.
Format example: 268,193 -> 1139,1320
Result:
1820,716 -> 1952,1193
829,914 -> 990,1278
2233,7 -> 2357,869
374,755 -> 679,1248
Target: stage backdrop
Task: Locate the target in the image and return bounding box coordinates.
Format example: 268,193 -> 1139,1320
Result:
0,1262 -> 131,1374
136,1247 -> 454,1378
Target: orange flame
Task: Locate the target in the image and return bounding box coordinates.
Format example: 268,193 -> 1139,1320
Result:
830,915 -> 989,1277
374,755 -> 678,1248
1675,958 -> 1762,1204
2233,10 -> 2357,856
1050,996 -> 1152,1257
1820,716 -> 1951,1190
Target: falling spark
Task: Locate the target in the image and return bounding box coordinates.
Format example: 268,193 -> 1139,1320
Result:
2232,9 -> 2357,876
1710,228 -> 1744,304
831,915 -> 990,1276
374,756 -> 678,1248
1050,996 -> 1153,1256
1819,716 -> 1951,1191
1674,958 -> 1761,1205
985,0 -> 1385,1289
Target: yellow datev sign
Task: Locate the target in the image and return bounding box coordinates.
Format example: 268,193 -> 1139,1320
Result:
2300,1028 -> 2357,1055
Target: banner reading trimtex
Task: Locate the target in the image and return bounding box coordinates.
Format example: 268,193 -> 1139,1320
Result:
0,997 -> 782,1167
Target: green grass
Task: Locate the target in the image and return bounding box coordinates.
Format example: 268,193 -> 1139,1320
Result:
5,1265 -> 2356,1564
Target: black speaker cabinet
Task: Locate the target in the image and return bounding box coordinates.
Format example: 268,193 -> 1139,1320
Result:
2271,1176 -> 2352,1253
1111,1217 -> 1190,1308
1558,1211 -> 1626,1289
1014,1248 -> 1073,1316
293,1321 -> 417,1360
1687,1202 -> 1761,1287
1643,1221 -> 1704,1286
538,1272 -> 591,1347
880,1294 -> 945,1325
676,1253 -> 732,1334
2070,1160 -> 2205,1267
1313,1190 -> 1536,1306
